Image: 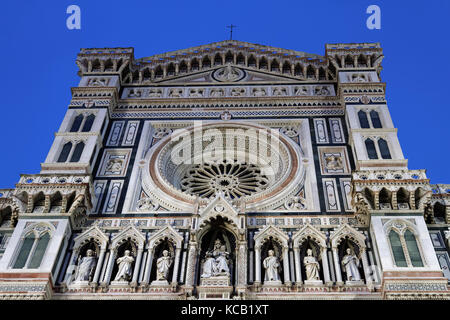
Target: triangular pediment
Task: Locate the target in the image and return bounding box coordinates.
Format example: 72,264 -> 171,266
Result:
198,193 -> 240,228
155,65 -> 306,85
121,40 -> 330,85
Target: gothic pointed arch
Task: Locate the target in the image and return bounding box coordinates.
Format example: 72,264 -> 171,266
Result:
292,224 -> 327,248
111,225 -> 145,250
197,193 -> 241,237
330,224 -> 366,252
73,225 -> 109,252
148,225 -> 183,250
254,225 -> 289,249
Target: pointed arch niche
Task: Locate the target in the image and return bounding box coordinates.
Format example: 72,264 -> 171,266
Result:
292,224 -> 330,284
254,225 -> 290,285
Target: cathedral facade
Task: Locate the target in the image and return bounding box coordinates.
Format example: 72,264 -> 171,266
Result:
0,40 -> 449,300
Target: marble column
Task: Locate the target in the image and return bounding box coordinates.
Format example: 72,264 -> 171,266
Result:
293,247 -> 302,284
332,247 -> 343,284
254,247 -> 261,284
102,248 -> 117,285
282,247 -> 290,284
92,248 -> 106,284
361,249 -> 372,284
237,242 -> 247,287
320,248 -> 331,284
142,247 -> 154,285
184,242 -> 197,287
63,250 -> 78,285
171,247 -> 182,284
131,248 -> 143,285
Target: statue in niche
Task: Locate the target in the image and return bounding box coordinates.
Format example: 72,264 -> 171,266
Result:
303,248 -> 320,281
148,89 -> 162,98
210,89 -> 224,97
114,250 -> 135,281
90,78 -> 108,86
253,88 -> 266,97
127,89 -> 142,98
156,250 -> 173,281
341,248 -> 361,281
315,86 -> 330,96
200,239 -> 230,278
295,86 -> 309,96
231,88 -> 245,97
189,89 -> 203,97
74,249 -> 97,282
169,89 -> 183,98
263,249 -> 280,282
272,87 -> 287,96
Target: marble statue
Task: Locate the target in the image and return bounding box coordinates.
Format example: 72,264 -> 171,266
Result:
253,88 -> 266,97
74,249 -> 97,282
263,249 -> 280,282
128,89 -> 141,97
215,65 -> 241,82
189,89 -> 203,97
341,248 -> 361,281
169,89 -> 183,98
200,239 -> 230,278
148,89 -> 162,98
272,87 -> 286,96
105,159 -> 123,173
114,250 -> 135,281
156,250 -> 173,281
325,155 -> 343,170
295,86 -> 309,95
303,249 -> 320,281
210,89 -> 224,97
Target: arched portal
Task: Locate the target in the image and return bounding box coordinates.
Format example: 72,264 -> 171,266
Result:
197,216 -> 237,287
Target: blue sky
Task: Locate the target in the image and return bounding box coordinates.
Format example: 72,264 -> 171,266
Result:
0,0 -> 449,187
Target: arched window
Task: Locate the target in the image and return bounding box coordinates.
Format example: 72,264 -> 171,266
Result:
70,114 -> 83,132
70,142 -> 85,162
12,232 -> 50,269
81,114 -> 95,132
202,56 -> 211,68
214,54 -> 222,66
248,55 -> 256,67
358,110 -> 370,128
306,65 -> 315,79
179,61 -> 188,73
28,233 -> 50,268
378,138 -> 391,159
57,142 -> 72,162
370,110 -> 382,128
404,230 -> 424,267
388,230 -> 407,267
191,59 -> 199,71
13,234 -> 35,269
365,139 -> 378,159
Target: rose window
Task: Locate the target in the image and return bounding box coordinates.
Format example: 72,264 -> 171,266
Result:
180,161 -> 269,199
